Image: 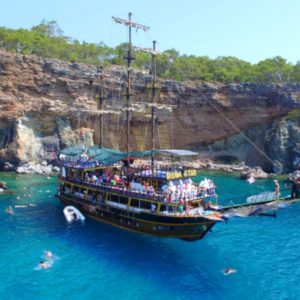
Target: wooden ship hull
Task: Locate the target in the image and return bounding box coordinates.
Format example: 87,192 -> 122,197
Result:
59,195 -> 216,241
57,177 -> 219,241
57,169 -> 223,241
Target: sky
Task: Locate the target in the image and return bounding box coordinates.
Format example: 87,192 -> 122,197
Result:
1,0 -> 300,64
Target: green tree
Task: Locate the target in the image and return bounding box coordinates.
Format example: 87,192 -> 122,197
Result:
31,19 -> 65,39
0,21 -> 299,84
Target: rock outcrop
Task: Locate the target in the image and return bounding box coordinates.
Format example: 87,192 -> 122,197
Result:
16,161 -> 59,175
1,50 -> 300,172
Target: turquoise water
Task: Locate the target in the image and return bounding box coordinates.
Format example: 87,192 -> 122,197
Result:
1,172 -> 300,300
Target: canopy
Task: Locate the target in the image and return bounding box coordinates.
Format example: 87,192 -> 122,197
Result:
61,146 -> 154,164
60,146 -> 198,164
60,146 -> 84,156
158,149 -> 198,156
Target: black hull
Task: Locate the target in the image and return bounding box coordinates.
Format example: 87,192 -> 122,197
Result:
58,193 -> 217,241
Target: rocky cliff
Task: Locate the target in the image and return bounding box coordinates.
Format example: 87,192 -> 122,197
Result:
1,50 -> 300,172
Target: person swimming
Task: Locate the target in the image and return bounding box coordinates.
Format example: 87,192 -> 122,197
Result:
39,260 -> 51,269
44,250 -> 53,259
5,206 -> 14,215
14,204 -> 36,208
222,267 -> 237,275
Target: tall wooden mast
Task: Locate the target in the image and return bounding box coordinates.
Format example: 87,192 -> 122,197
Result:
135,42 -> 162,166
112,13 -> 150,154
151,41 -> 157,167
98,66 -> 105,147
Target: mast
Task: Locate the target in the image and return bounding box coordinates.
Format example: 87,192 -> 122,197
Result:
134,42 -> 163,167
112,13 -> 150,154
151,41 -> 157,167
98,66 -> 105,147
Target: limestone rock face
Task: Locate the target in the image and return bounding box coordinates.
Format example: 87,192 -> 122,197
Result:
16,161 -> 59,175
1,50 -> 300,171
266,118 -> 300,172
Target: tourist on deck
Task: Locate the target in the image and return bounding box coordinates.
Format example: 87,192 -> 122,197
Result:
274,180 -> 280,198
167,192 -> 173,203
207,179 -> 215,196
291,181 -> 299,199
91,174 -> 97,183
177,199 -> 185,214
184,198 -> 191,215
149,185 -> 155,196
144,181 -> 149,191
84,172 -> 90,182
151,203 -> 157,212
114,175 -> 122,184
174,189 -> 179,202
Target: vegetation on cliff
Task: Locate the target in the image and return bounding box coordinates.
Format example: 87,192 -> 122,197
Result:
1,20 -> 300,83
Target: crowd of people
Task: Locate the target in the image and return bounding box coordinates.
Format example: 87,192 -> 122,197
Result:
70,169 -> 217,205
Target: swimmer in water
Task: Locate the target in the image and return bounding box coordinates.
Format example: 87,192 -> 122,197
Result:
39,260 -> 51,269
14,204 -> 36,208
44,250 -> 53,259
5,206 -> 14,215
222,267 -> 237,276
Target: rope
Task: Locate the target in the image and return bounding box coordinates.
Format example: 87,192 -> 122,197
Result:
171,109 -> 174,148
116,90 -> 121,150
200,92 -> 275,165
115,115 -> 120,149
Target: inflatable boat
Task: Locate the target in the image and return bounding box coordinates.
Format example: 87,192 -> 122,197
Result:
63,206 -> 85,223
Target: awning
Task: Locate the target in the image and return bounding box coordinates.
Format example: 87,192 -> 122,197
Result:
60,146 -> 198,163
158,149 -> 198,156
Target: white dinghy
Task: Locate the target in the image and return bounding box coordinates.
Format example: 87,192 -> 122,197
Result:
63,206 -> 85,223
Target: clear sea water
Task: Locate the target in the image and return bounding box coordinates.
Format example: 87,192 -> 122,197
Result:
1,172 -> 300,300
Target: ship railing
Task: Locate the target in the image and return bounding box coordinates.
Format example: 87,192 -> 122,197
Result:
61,191 -> 105,207
131,166 -> 197,179
62,176 -> 219,204
218,188 -> 291,209
63,177 -> 167,202
61,189 -> 220,218
62,190 -> 189,217
60,160 -> 113,169
197,186 -> 216,198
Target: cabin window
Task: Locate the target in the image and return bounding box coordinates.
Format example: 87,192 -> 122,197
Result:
63,184 -> 72,194
167,205 -> 176,212
131,199 -> 139,207
170,226 -> 184,231
153,225 -> 170,231
119,196 -> 128,205
140,201 -> 151,210
160,204 -> 167,212
157,179 -> 167,190
108,194 -> 119,202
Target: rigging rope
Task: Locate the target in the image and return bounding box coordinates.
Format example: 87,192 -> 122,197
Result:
171,109 -> 174,148
200,92 -> 276,166
116,112 -> 120,150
